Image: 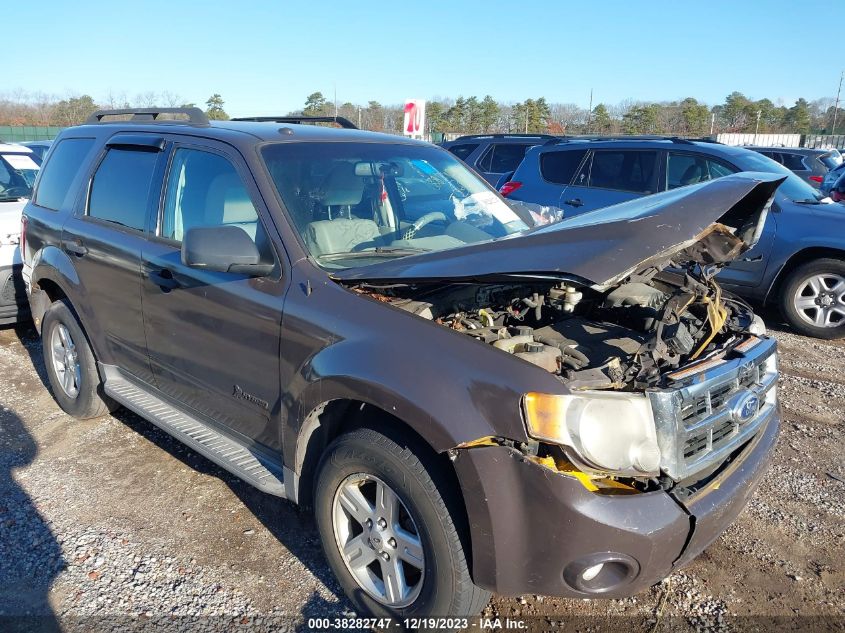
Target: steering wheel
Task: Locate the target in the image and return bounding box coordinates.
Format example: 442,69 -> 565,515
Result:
402,211 -> 447,240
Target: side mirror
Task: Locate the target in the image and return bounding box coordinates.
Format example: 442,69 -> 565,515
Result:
181,226 -> 273,276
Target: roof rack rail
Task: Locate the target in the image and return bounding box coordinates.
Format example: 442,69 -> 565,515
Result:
452,133 -> 556,141
543,135 -> 721,146
230,115 -> 358,129
85,107 -> 209,126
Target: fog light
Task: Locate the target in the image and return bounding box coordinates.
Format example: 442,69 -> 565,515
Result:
563,553 -> 639,594
581,563 -> 604,581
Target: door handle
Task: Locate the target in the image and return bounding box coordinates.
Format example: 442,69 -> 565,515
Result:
148,269 -> 180,291
564,198 -> 583,207
741,255 -> 763,262
63,239 -> 87,256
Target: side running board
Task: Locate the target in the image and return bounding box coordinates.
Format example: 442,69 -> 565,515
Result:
103,373 -> 287,498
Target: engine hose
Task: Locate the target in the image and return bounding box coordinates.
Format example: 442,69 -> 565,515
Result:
536,336 -> 590,368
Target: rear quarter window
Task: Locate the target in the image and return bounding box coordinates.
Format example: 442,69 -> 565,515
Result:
477,143 -> 533,173
446,143 -> 479,161
540,149 -> 588,185
33,138 -> 95,211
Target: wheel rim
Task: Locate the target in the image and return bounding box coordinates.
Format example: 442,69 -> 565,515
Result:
50,323 -> 81,398
331,473 -> 425,607
793,272 -> 845,328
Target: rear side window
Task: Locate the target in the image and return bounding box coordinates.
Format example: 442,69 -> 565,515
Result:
540,149 -> 588,185
87,148 -> 159,231
477,144 -> 533,173
447,143 -> 479,161
34,138 -> 95,210
589,150 -> 658,193
780,153 -> 807,171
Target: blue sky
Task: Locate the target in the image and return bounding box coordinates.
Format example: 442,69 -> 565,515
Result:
6,1 -> 839,116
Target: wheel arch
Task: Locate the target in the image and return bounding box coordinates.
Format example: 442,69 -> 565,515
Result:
292,397 -> 476,578
764,246 -> 845,306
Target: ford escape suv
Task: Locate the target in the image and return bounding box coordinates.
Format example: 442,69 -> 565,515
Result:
22,108 -> 781,621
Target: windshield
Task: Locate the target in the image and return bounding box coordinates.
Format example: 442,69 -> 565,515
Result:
0,152 -> 40,201
261,142 -> 529,269
734,152 -> 825,203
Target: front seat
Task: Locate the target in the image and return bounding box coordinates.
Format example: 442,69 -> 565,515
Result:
321,162 -> 365,212
679,162 -> 705,186
305,218 -> 382,256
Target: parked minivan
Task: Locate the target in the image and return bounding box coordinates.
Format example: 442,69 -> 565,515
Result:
23,109 -> 781,621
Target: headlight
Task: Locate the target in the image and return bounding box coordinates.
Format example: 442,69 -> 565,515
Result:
523,391 -> 660,476
749,314 -> 767,336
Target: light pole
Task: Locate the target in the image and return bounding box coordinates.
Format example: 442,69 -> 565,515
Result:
833,70 -> 844,135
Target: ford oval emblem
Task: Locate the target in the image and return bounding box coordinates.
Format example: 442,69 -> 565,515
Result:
732,391 -> 760,423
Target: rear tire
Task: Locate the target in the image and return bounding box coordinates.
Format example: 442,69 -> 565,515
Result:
780,259 -> 845,339
314,426 -> 490,622
41,299 -> 117,418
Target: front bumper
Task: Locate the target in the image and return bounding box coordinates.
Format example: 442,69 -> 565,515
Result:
453,405 -> 780,598
0,263 -> 29,325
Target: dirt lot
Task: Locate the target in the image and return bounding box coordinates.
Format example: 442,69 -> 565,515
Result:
0,316 -> 843,632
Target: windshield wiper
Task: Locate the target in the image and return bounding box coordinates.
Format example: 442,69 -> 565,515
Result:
794,198 -> 823,205
318,247 -> 430,261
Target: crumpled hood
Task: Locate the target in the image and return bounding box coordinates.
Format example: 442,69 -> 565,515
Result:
333,172 -> 785,289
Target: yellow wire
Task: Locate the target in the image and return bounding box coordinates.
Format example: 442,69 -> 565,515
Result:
691,282 -> 727,360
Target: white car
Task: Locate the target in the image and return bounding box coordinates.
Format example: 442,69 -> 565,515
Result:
0,143 -> 39,325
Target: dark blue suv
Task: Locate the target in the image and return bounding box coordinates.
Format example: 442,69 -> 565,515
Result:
503,137 -> 845,339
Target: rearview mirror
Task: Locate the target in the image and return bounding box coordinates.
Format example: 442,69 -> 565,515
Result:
181,226 -> 273,276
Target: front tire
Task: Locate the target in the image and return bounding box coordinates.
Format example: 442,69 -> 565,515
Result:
314,426 -> 490,621
41,299 -> 117,418
780,258 -> 845,339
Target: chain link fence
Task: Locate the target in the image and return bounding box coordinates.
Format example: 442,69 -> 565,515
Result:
0,126 -> 65,143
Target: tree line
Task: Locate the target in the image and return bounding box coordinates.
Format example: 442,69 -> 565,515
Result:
0,92 -> 229,127
0,89 -> 841,137
296,90 -> 842,137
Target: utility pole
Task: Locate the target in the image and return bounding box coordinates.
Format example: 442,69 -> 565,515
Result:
586,88 -> 593,133
754,110 -> 761,145
833,70 -> 844,135
710,112 -> 716,136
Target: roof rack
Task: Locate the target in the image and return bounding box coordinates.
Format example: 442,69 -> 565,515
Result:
452,133 -> 556,141
85,107 -> 209,126
230,115 -> 358,129
543,135 -> 721,146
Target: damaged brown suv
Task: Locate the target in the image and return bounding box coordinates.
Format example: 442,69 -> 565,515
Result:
23,109 -> 781,621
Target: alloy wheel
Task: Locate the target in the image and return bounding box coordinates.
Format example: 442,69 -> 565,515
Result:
792,273 -> 845,328
50,323 -> 81,398
331,473 -> 425,607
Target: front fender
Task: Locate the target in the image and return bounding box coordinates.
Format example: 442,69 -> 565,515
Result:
286,336 -> 533,463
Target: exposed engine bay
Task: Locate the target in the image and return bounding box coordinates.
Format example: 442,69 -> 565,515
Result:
348,266 -> 757,391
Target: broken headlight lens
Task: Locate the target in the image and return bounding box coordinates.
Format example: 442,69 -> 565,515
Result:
523,391 -> 660,476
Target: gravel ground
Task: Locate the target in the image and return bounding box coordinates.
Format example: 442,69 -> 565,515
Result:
0,317 -> 843,633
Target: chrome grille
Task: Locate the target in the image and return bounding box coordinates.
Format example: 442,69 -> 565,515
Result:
648,336 -> 778,481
